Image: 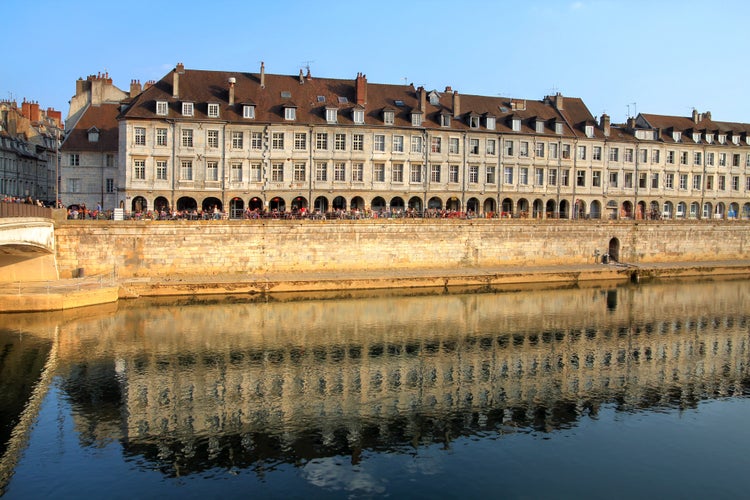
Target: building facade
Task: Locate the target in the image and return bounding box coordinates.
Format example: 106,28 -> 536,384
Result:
111,62 -> 749,219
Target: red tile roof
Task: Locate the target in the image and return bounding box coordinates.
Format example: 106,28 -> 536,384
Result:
62,103 -> 120,152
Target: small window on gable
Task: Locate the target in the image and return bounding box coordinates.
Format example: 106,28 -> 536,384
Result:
207,103 -> 219,118
411,111 -> 423,127
281,91 -> 292,98
535,120 -> 544,134
718,134 -> 726,144
338,96 -> 348,104
156,101 -> 168,116
317,96 -> 325,103
732,135 -> 739,145
88,127 -> 99,142
585,125 -> 594,138
182,102 -> 194,116
285,105 -> 296,121
394,100 -> 404,107
326,107 -> 338,123
672,131 -> 682,142
692,133 -> 701,143
555,122 -> 563,135
243,105 -> 255,119
469,114 -> 480,129
428,91 -> 440,106
705,133 -> 713,144
383,109 -> 395,125
353,107 -> 364,125
486,116 -> 496,130
441,113 -> 451,127
511,117 -> 521,132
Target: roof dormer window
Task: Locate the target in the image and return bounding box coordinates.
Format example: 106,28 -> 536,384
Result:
732,135 -> 739,145
718,134 -> 726,144
555,122 -> 563,135
182,102 -> 194,117
353,107 -> 365,125
87,127 -> 99,143
511,117 -> 521,132
705,133 -> 713,144
468,113 -> 480,129
535,120 -> 544,134
672,131 -> 682,142
243,104 -> 255,119
692,132 -> 701,143
411,110 -> 423,127
326,107 -> 338,124
383,109 -> 395,125
428,90 -> 440,106
284,103 -> 297,121
585,125 -> 594,138
440,112 -> 451,127
156,100 -> 168,116
207,103 -> 219,118
486,115 -> 496,130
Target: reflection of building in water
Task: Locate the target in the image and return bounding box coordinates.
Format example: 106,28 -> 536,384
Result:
52,280 -> 750,470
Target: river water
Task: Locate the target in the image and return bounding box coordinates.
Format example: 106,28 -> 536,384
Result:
1,278 -> 750,498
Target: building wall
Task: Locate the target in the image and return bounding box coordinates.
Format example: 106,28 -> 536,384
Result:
53,220 -> 750,279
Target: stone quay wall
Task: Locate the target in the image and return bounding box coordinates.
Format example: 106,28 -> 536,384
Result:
52,219 -> 750,280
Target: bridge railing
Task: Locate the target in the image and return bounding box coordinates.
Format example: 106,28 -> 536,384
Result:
0,203 -> 52,219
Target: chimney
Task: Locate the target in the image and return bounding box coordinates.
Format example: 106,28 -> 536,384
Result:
601,113 -> 611,137
704,111 -> 711,121
445,85 -> 452,93
418,86 -> 426,112
30,102 -> 40,122
299,68 -> 305,84
692,108 -> 699,123
144,80 -> 156,90
130,79 -> 142,96
21,99 -> 30,119
627,117 -> 636,130
554,92 -> 564,110
173,62 -> 184,98
46,108 -> 62,128
228,77 -> 236,105
356,72 -> 367,105
453,91 -> 460,118
260,61 -> 265,89
306,66 -> 312,80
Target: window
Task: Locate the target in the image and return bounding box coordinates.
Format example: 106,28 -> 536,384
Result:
206,161 -> 218,181
466,165 -> 478,183
207,103 -> 219,118
666,151 -> 674,164
639,149 -> 647,163
486,165 -> 496,184
486,116 -> 496,130
69,154 -> 80,166
706,152 -> 714,166
549,143 -> 558,159
593,146 -> 602,161
706,175 -> 714,190
133,159 -> 145,180
251,132 -> 262,149
156,101 -> 168,116
284,106 -> 296,121
106,154 -> 115,167
393,135 -> 404,153
665,173 -> 674,189
67,178 -> 81,193
412,112 -> 423,127
392,163 -> 404,183
624,148 -> 633,162
334,162 -> 346,181
449,165 -> 459,183
652,149 -> 660,163
449,137 -> 459,154
585,125 -> 594,138
555,122 -> 563,135
468,115 -> 479,128
353,108 -> 364,125
383,110 -> 394,125
411,136 -> 423,153
431,137 -> 442,153
469,138 -> 479,154
505,140 -> 514,156
576,170 -> 586,187
680,151 -> 688,165
746,154 -> 750,167
243,105 -> 255,119
156,160 -> 168,181
326,108 -> 338,123
373,134 -> 385,152
294,162 -> 306,182
592,170 -> 601,187
231,163 -> 243,182
679,173 -> 688,190
272,163 -> 284,182
651,173 -> 659,189
374,163 -> 385,182
693,174 -> 702,190
504,166 -> 514,184
410,164 -> 422,183
440,113 -> 451,127
718,175 -> 726,190
511,118 -> 521,132
609,147 -> 619,162
134,127 -> 146,146
719,153 -> 727,167
232,131 -> 243,149
316,133 -> 328,150
181,129 -> 193,147
272,132 -> 284,150
561,169 -> 569,186
733,154 -> 741,167
352,162 -> 363,182
294,132 -> 307,150
732,175 -> 739,190
487,139 -> 496,155
105,178 -> 114,193
520,167 -> 529,185
562,144 -> 571,159
535,168 -> 544,185
609,172 -> 618,187
694,152 -> 702,166
180,160 -> 192,180
316,162 -> 327,181
431,164 -> 441,182
157,128 -> 168,147
520,141 -> 529,157
353,134 -> 364,151
182,102 -> 194,116
535,121 -> 545,134
639,172 -> 647,188
548,168 -> 557,186
250,163 -> 262,182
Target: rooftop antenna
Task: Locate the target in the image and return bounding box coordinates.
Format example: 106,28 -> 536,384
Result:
403,77 -> 408,85
301,60 -> 314,73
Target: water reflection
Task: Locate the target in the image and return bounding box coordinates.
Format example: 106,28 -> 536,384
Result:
3,278 -> 750,481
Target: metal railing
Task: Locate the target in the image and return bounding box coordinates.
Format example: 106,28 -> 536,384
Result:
0,203 -> 52,218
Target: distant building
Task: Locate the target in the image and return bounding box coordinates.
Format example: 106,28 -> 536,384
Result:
0,99 -> 62,203
68,62 -> 750,219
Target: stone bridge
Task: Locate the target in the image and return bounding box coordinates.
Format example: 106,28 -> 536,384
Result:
0,217 -> 57,282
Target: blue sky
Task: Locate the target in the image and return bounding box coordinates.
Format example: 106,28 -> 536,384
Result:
4,0 -> 750,124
